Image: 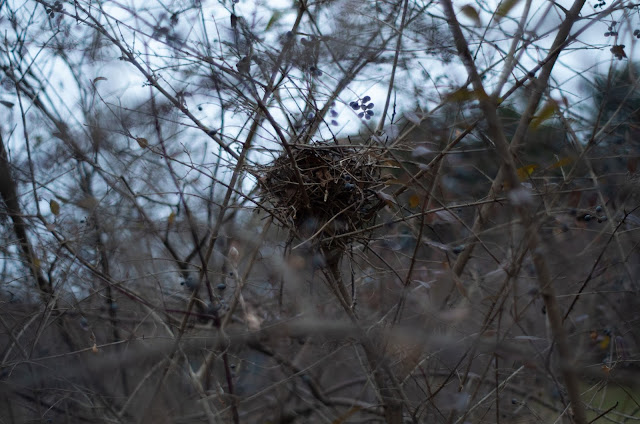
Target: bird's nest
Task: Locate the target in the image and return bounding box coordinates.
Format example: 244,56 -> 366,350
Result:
257,142 -> 387,251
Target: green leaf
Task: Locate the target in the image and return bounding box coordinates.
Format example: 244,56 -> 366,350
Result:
460,5 -> 481,26
446,88 -> 489,103
265,11 -> 283,31
50,199 -> 60,216
530,101 -> 558,129
496,0 -> 523,20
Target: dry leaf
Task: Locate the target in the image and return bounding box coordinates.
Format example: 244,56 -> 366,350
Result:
50,199 -> 60,216
376,190 -> 395,206
77,196 -> 98,210
404,111 -> 422,125
408,194 -> 421,208
136,137 -> 149,148
412,145 -> 433,158
229,246 -> 239,262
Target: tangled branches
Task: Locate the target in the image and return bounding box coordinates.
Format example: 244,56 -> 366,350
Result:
258,142 -> 387,257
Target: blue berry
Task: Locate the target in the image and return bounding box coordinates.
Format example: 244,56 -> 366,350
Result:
362,96 -> 371,103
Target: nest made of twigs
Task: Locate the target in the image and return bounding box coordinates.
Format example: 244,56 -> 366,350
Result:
258,142 -> 386,249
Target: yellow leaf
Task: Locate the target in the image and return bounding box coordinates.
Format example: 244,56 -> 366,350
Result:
446,88 -> 489,103
460,5 -> 481,26
409,194 -> 421,208
92,343 -> 99,353
548,156 -> 573,169
167,211 -> 175,226
93,76 -> 107,84
332,406 -> 362,424
530,101 -> 558,129
496,0 -> 523,20
516,164 -> 538,181
136,137 -> 149,148
50,199 -> 60,216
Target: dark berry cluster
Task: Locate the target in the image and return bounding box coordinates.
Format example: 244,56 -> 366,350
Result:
610,44 -> 627,60
349,96 -> 375,120
46,1 -> 63,18
593,0 -> 606,7
604,21 -> 618,37
568,205 -> 609,223
329,103 -> 339,126
301,36 -> 322,77
634,29 -> 640,39
309,66 -> 323,77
